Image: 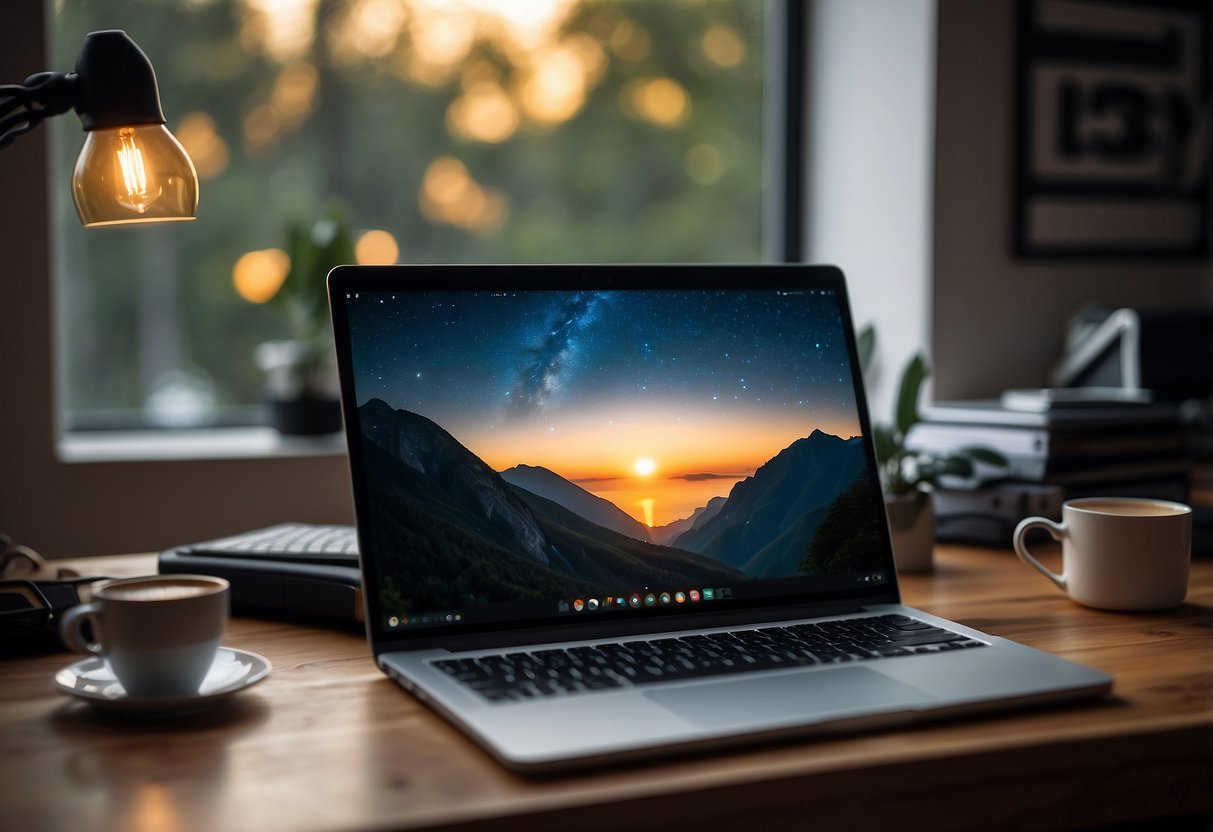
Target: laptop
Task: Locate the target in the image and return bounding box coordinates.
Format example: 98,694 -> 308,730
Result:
328,263 -> 1111,772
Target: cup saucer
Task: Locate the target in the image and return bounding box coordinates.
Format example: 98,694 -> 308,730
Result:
54,647 -> 271,713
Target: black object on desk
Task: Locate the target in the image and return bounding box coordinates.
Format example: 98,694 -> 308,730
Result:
158,524 -> 363,628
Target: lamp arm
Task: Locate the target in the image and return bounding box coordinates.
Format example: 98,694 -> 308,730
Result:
0,72 -> 78,150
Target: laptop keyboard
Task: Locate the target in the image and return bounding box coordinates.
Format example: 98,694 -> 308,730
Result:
433,614 -> 986,703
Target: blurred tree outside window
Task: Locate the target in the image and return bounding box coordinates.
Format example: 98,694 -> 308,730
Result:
52,0 -> 772,430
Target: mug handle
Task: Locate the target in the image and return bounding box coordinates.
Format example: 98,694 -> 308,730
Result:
59,602 -> 106,656
1013,516 -> 1067,592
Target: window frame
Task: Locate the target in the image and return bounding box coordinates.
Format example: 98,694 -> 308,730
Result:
0,0 -> 808,558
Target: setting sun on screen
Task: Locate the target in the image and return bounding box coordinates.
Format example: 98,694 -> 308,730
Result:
633,457 -> 657,476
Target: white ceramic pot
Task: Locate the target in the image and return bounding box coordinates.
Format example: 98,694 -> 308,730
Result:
885,492 -> 935,572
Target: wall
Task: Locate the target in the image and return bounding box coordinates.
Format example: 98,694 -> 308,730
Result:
932,0 -> 1213,400
804,0 -> 938,423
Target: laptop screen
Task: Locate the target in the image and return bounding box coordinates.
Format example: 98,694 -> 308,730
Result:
331,266 -> 895,640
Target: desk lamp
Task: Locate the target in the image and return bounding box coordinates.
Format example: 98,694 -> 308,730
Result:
0,29 -> 198,227
0,30 -> 199,629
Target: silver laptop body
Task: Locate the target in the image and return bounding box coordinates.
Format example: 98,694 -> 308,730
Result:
329,264 -> 1111,772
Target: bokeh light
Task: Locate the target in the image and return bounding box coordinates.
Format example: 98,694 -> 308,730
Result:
244,103 -> 282,150
232,248 -> 291,303
624,77 -> 691,127
342,0 -> 408,60
174,112 -> 229,180
608,18 -> 650,62
447,83 -> 520,143
419,155 -> 509,233
272,61 -> 319,126
519,45 -> 589,124
356,229 -> 400,264
241,0 -> 318,62
702,24 -> 745,67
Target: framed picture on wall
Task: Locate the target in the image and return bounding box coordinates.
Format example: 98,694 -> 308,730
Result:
1014,0 -> 1211,258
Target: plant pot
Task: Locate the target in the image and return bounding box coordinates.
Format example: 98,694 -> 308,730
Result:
267,394 -> 342,435
885,492 -> 935,572
256,340 -> 343,436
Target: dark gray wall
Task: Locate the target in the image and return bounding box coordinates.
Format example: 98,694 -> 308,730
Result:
932,1 -> 1213,401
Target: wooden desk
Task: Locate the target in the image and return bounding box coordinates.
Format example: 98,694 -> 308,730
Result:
2,544 -> 1210,832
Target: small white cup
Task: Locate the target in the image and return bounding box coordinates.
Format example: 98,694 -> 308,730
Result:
59,575 -> 230,697
1013,498 -> 1191,611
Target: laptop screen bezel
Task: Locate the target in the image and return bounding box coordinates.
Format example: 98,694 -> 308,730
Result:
327,264 -> 902,655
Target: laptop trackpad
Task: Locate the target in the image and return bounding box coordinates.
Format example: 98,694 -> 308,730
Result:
645,667 -> 936,728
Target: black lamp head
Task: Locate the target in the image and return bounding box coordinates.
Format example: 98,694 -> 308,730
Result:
0,27 -> 198,225
73,30 -> 166,132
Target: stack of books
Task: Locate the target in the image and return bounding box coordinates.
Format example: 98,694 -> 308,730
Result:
907,389 -> 1191,544
911,391 -> 1189,500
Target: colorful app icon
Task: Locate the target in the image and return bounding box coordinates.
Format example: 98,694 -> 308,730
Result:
388,616 -> 400,628
573,598 -> 585,612
659,592 -> 671,605
721,587 -> 733,598
644,593 -> 657,607
674,591 -> 686,604
588,598 -> 599,611
604,596 -> 614,607
617,597 -> 627,608
629,593 -> 641,608
558,600 -> 570,613
703,588 -> 715,601
689,589 -> 701,602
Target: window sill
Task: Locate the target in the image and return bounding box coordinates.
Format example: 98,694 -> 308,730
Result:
57,427 -> 347,464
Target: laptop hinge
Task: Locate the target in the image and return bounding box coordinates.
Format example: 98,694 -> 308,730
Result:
375,600 -> 873,655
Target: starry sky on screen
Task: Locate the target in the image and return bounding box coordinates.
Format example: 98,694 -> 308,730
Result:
346,288 -> 862,482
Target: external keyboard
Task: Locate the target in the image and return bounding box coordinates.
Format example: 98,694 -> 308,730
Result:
434,614 -> 986,703
182,523 -> 359,562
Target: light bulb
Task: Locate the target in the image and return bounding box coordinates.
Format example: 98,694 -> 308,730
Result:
72,123 -> 199,227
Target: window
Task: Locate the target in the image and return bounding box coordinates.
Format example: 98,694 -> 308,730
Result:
52,0 -> 795,430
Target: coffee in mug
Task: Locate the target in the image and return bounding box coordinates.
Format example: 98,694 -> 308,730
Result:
1013,498 -> 1191,611
59,575 -> 230,697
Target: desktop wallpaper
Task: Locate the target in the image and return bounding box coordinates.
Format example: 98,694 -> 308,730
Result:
346,289 -> 886,618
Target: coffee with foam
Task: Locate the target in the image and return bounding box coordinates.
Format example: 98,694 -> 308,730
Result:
1071,499 -> 1188,517
60,574 -> 230,696
104,581 -> 216,602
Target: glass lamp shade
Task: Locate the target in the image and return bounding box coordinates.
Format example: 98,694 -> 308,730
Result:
71,123 -> 199,227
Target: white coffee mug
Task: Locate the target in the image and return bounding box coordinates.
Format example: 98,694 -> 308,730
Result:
59,575 -> 230,697
1013,498 -> 1191,611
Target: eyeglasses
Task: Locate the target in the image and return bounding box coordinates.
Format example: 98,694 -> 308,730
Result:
0,535 -> 111,655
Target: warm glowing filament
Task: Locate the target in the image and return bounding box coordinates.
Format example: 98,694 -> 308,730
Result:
115,128 -> 159,213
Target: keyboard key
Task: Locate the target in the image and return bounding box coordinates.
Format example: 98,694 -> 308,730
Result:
436,614 -> 985,702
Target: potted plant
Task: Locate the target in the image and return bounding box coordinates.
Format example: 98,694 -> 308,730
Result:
869,346 -> 1006,571
250,207 -> 356,435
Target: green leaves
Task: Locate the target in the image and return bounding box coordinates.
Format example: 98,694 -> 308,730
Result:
873,423 -> 898,465
894,353 -> 929,436
957,446 -> 1009,466
872,349 -> 1006,496
856,323 -> 876,377
275,205 -> 357,343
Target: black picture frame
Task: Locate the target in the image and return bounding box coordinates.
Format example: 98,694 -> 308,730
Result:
1013,0 -> 1212,259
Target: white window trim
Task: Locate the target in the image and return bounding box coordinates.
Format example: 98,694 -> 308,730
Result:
57,427 -> 346,464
